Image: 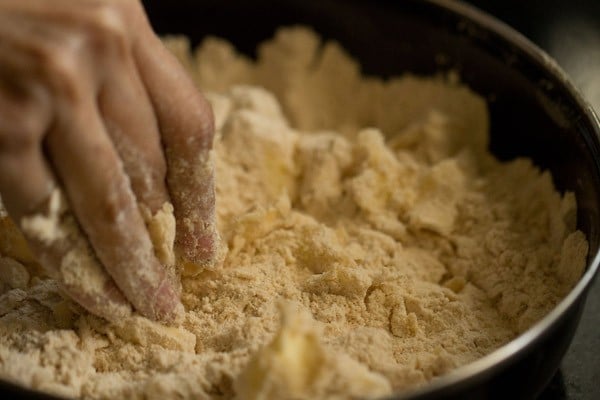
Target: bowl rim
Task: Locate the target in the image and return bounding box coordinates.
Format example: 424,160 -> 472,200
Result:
388,0 -> 600,398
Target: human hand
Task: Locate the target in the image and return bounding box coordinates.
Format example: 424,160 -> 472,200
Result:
0,0 -> 217,322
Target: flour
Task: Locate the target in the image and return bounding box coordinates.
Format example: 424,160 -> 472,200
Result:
141,202 -> 176,267
19,189 -> 132,321
0,27 -> 589,399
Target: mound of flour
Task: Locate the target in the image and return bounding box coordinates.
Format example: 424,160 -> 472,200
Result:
0,27 -> 588,399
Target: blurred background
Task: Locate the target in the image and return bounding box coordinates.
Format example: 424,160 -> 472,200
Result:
466,0 -> 600,114
465,1 -> 600,399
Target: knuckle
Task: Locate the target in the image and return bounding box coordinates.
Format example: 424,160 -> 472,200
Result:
0,101 -> 47,154
100,192 -> 124,223
38,44 -> 83,94
48,49 -> 79,80
99,171 -> 135,224
89,3 -> 129,54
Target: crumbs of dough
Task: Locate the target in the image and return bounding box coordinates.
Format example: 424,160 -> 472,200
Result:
0,27 -> 589,400
141,202 -> 176,267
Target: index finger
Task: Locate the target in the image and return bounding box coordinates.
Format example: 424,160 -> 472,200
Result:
132,18 -> 219,274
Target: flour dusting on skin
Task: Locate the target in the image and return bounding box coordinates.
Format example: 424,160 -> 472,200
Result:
18,189 -> 132,321
0,27 -> 589,399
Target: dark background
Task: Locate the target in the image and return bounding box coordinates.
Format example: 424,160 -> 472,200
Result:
465,1 -> 600,399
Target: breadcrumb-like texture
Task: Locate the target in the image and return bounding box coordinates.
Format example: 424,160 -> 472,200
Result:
0,28 -> 588,400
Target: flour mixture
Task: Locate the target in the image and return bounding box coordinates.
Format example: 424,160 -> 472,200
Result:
0,28 -> 588,400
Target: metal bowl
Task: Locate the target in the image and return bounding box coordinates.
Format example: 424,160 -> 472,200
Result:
2,0 -> 599,398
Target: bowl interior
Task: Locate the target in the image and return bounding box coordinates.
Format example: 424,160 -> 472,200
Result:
142,1 -> 600,397
143,0 -> 600,260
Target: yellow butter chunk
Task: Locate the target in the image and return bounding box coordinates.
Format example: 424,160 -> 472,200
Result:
235,304 -> 391,400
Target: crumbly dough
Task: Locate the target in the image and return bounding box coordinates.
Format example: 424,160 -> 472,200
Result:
19,189 -> 132,321
141,202 -> 176,267
0,27 -> 589,399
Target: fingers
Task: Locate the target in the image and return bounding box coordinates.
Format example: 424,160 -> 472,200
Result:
87,2 -> 177,269
45,84 -> 181,321
0,6 -> 183,321
0,78 -> 53,218
0,77 -> 131,321
133,24 -> 219,273
20,190 -> 133,321
7,0 -> 178,266
97,45 -> 177,268
3,0 -> 218,274
98,57 -> 170,214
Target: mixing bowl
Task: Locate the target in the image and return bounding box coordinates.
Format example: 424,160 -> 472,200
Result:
1,0 -> 599,398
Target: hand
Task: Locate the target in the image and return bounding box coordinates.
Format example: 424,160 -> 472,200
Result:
0,0 -> 217,322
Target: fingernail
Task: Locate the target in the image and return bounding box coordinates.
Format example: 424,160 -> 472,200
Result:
180,230 -> 220,276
